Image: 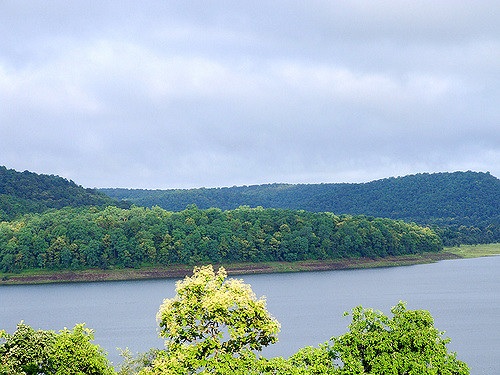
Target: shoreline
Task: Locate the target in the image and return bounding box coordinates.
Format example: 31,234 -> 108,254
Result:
0,251 -> 462,285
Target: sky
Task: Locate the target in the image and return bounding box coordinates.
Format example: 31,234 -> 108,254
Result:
1,1 -> 499,189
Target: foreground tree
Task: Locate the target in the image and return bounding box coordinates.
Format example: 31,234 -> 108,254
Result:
0,323 -> 55,375
0,322 -> 115,375
331,301 -> 470,375
142,265 -> 280,374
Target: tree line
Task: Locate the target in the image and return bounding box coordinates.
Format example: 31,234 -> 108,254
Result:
101,171 -> 500,246
0,205 -> 441,273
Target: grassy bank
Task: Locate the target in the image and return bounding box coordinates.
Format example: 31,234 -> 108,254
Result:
445,243 -> 500,258
0,250 -> 468,285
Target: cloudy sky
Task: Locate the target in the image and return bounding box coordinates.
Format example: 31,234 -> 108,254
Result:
1,1 -> 499,189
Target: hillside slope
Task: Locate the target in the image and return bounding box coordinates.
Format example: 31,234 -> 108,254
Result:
0,166 -> 123,220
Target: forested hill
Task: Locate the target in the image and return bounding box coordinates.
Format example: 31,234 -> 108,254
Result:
0,166 -> 123,221
101,171 -> 499,225
101,171 -> 500,245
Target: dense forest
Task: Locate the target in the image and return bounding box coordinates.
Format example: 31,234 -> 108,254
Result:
0,205 -> 441,273
101,171 -> 500,245
0,166 -> 497,275
0,166 -> 125,221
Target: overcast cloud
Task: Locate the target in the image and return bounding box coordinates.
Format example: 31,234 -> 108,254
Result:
1,1 -> 499,188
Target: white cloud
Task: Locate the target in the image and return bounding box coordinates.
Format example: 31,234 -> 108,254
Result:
0,1 -> 498,188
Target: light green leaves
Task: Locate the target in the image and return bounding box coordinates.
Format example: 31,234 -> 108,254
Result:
0,323 -> 114,375
0,322 -> 56,375
146,265 -> 280,373
50,324 -> 115,375
157,265 -> 280,357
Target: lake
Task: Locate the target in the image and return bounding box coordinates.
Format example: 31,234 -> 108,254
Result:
1,256 -> 498,374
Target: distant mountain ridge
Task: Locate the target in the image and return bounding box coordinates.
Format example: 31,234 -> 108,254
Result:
0,166 -> 123,220
100,171 -> 499,222
101,171 -> 500,245
1,166 -> 498,245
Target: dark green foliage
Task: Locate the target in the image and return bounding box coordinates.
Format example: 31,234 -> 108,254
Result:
0,166 -> 127,221
101,171 -> 500,245
0,205 -> 441,273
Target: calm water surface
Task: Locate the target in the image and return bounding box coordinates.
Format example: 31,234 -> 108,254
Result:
1,256 -> 498,374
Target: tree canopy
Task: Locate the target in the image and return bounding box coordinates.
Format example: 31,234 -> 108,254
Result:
0,323 -> 114,375
0,205 -> 442,273
146,265 -> 280,374
331,302 -> 469,374
157,265 -> 280,355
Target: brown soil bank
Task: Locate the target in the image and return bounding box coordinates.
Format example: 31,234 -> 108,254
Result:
0,252 -> 463,285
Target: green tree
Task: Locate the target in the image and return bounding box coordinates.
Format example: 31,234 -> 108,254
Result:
49,324 -> 115,375
0,322 -> 55,375
144,265 -> 280,374
0,323 -> 114,375
330,301 -> 469,375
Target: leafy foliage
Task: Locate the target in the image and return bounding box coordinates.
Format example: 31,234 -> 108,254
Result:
144,265 -> 280,374
158,265 -> 280,354
0,323 -> 114,375
331,302 -> 470,374
0,205 -> 441,273
102,171 -> 500,245
139,267 -> 339,374
0,323 -> 55,375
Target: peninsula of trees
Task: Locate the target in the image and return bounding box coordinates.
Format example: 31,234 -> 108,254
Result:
0,205 -> 441,273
